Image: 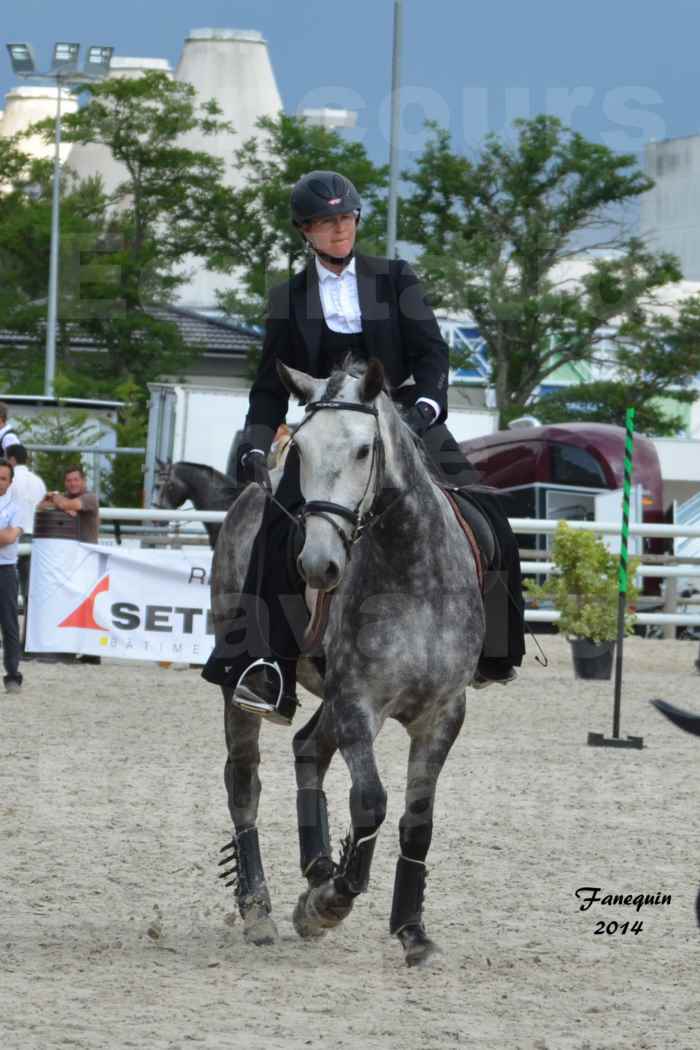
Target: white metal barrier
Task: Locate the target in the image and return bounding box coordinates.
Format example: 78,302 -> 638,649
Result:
23,509 -> 700,630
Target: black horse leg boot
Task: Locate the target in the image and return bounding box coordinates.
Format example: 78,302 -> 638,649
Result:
218,826 -> 276,944
390,855 -> 436,965
297,788 -> 334,885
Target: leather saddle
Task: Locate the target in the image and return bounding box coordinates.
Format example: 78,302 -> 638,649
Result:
443,488 -> 500,590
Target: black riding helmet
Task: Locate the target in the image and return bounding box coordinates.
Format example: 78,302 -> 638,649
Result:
291,170 -> 362,227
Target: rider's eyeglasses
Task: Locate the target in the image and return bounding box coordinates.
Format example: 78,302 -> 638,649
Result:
310,212 -> 357,230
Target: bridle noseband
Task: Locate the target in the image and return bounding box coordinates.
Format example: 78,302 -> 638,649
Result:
292,399 -> 385,559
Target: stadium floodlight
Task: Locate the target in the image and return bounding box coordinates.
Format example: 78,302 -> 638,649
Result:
6,42 -> 37,75
84,45 -> 113,78
301,107 -> 358,130
51,42 -> 81,75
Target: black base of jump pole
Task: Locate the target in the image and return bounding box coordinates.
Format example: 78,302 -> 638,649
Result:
587,732 -> 644,749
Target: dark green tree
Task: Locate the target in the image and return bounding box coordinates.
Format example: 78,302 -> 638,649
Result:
27,70 -> 237,404
0,137 -> 105,391
402,116 -> 700,432
212,113 -> 389,324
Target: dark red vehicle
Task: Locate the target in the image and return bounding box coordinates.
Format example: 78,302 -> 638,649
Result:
459,423 -> 665,592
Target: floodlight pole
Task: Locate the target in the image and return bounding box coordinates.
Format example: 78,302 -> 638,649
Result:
386,0 -> 403,259
45,82 -> 63,398
5,42 -> 112,399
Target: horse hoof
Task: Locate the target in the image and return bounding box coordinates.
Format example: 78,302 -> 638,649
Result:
295,881 -> 354,935
292,891 -> 327,940
398,925 -> 439,968
242,908 -> 279,946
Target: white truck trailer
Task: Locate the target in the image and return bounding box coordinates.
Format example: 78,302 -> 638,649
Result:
143,380 -> 500,505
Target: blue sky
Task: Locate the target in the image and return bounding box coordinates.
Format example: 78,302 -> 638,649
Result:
3,0 -> 700,168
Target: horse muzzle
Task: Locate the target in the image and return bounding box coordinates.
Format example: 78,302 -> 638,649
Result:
297,547 -> 346,592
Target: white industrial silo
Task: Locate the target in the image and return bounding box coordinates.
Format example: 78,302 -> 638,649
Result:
173,28 -> 283,310
0,86 -> 78,164
65,57 -> 173,197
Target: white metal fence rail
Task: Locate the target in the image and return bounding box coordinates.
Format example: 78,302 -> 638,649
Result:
23,509 -> 700,630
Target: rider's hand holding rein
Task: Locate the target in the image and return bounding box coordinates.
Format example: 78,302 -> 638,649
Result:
405,400 -> 437,438
239,448 -> 272,492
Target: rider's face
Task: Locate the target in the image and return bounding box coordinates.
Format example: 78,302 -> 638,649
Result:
304,212 -> 357,266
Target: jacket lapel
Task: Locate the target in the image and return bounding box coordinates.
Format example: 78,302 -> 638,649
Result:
295,261 -> 323,373
355,254 -> 381,362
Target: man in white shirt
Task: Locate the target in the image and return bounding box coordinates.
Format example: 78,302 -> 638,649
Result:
0,458 -> 24,693
7,445 -> 46,629
0,403 -> 21,458
7,445 -> 46,536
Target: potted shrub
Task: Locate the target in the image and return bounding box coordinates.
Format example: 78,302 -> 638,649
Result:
525,521 -> 639,679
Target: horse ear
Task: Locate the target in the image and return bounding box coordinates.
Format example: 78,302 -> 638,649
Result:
277,360 -> 317,405
358,357 -> 385,403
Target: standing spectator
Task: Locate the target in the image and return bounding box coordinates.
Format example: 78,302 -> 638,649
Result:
0,458 -> 24,693
37,465 -> 100,665
39,464 -> 99,542
6,445 -> 46,613
0,403 -> 20,458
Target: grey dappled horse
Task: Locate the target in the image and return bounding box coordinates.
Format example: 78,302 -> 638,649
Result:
211,359 -> 485,966
151,460 -> 240,548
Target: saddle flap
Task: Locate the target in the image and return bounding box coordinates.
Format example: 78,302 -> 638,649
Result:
443,490 -> 499,591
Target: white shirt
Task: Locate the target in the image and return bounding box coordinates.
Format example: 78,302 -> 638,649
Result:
0,493 -> 22,564
0,422 -> 20,457
9,465 -> 47,534
314,256 -> 439,421
315,256 -> 363,334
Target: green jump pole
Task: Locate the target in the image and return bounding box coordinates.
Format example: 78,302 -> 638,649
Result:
588,407 -> 644,749
612,407 -> 635,738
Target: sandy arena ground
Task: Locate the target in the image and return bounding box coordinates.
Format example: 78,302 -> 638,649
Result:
2,634 -> 700,1050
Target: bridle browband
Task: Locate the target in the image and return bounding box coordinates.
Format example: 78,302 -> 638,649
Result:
292,398 -> 385,559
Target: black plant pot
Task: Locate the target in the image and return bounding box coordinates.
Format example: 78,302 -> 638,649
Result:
570,637 -> 615,680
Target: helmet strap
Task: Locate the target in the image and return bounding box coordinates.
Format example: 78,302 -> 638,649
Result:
313,246 -> 355,267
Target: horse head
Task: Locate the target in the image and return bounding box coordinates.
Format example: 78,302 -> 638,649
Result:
151,460 -> 189,510
277,357 -> 388,592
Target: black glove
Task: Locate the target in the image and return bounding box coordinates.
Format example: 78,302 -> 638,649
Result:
239,449 -> 271,491
404,401 -> 437,437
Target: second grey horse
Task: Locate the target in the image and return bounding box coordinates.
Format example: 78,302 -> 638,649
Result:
211,358 -> 485,965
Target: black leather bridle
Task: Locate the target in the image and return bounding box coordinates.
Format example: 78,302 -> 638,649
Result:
291,399 -> 385,559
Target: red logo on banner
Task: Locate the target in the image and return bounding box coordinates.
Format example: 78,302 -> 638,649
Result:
59,575 -> 110,630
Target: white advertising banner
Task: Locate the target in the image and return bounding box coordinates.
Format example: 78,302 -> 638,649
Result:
26,539 -> 215,663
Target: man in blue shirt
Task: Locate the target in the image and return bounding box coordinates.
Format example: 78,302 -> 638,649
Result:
0,458 -> 24,693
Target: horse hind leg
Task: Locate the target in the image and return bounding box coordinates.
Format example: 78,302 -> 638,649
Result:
221,693 -> 278,946
392,693 -> 466,967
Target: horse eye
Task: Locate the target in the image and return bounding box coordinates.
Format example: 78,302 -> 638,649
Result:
356,445 -> 370,461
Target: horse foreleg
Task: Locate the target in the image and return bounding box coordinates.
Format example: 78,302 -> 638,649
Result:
220,691 -> 278,946
296,704 -> 386,936
392,693 -> 466,967
292,703 -> 339,938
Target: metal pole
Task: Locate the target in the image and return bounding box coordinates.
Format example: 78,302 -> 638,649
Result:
588,408 -> 643,749
611,407 -> 635,738
386,0 -> 403,259
45,79 -> 63,398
